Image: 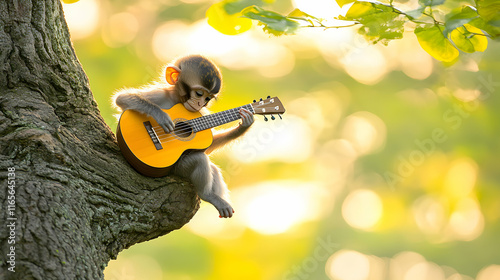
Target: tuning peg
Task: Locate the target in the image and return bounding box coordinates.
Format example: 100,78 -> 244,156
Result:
271,115 -> 275,120
264,116 -> 268,122
253,100 -> 256,103
260,98 -> 263,101
267,95 -> 271,99
278,114 -> 282,120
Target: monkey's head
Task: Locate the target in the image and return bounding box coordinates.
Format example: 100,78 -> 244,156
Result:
165,55 -> 222,112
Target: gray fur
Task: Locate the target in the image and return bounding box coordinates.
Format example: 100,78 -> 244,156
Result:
114,56 -> 243,218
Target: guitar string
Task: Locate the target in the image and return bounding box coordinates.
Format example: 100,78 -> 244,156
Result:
127,110 -> 243,145
124,104 -> 265,146
154,112 -> 242,144
154,107 -> 245,140
145,106 -> 251,145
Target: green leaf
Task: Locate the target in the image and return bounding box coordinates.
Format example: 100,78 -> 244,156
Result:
443,6 -> 479,37
287,8 -> 319,20
242,6 -> 300,35
287,8 -> 320,26
405,7 -> 425,20
224,0 -> 265,15
419,0 -> 445,7
207,1 -> 253,35
476,0 -> 500,22
341,1 -> 394,19
469,15 -> 500,38
336,0 -> 356,8
339,1 -> 405,44
415,25 -> 459,62
450,24 -> 488,52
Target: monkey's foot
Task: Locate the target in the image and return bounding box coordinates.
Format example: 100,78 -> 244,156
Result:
214,200 -> 234,218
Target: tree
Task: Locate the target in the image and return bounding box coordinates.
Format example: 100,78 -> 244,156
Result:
0,1 -> 199,279
207,0 -> 500,62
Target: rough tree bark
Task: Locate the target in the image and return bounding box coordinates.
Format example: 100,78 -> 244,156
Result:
0,1 -> 200,279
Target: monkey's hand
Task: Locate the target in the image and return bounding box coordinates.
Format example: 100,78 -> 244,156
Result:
239,108 -> 254,128
153,110 -> 175,133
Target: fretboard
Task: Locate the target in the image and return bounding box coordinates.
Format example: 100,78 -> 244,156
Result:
188,104 -> 254,132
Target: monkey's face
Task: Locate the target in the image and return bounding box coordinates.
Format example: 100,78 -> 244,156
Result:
183,87 -> 214,112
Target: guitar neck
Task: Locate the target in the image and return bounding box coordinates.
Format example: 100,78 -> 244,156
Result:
188,104 -> 254,132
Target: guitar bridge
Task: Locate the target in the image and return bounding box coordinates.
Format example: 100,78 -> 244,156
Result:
143,121 -> 163,150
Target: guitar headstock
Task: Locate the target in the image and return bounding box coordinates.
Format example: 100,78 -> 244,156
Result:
251,96 -> 286,116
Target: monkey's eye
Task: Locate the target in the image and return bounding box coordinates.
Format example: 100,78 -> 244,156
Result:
195,91 -> 204,97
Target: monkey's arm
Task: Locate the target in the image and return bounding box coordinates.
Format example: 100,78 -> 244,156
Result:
205,108 -> 253,154
114,89 -> 175,132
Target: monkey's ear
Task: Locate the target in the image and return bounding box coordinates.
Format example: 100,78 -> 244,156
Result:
165,66 -> 181,85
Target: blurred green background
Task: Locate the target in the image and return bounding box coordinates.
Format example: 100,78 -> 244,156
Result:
63,0 -> 500,279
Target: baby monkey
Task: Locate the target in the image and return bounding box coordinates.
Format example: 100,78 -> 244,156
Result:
114,55 -> 254,218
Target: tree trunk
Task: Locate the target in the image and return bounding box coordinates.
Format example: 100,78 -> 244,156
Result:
0,1 -> 199,279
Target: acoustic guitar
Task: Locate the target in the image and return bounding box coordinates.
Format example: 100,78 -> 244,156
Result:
117,96 -> 285,177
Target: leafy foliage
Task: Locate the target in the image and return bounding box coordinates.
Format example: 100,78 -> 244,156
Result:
207,0 -> 500,63
241,6 -> 300,36
206,0 -> 254,35
337,1 -> 405,44
415,25 -> 459,62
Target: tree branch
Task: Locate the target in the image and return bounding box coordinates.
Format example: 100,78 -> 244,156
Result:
0,1 -> 199,279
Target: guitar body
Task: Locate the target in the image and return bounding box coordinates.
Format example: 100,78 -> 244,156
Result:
116,103 -> 213,177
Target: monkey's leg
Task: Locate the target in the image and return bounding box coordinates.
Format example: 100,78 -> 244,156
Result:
173,152 -> 234,218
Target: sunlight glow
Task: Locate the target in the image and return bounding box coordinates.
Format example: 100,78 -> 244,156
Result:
236,181 -> 328,235
230,116 -> 313,163
62,0 -> 100,40
341,111 -> 386,155
292,0 -> 342,19
327,250 -> 371,280
341,47 -> 389,85
390,252 -> 427,280
453,88 -> 481,102
444,158 -> 478,199
152,20 -> 295,76
342,189 -> 383,230
448,198 -> 484,241
404,262 -> 445,280
396,36 -> 433,80
477,265 -> 500,280
412,195 -> 446,236
105,254 -> 162,280
102,12 -> 139,48
186,205 -> 245,240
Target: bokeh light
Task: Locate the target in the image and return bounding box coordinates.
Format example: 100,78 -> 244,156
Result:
341,111 -> 386,155
477,265 -> 500,280
102,12 -> 139,48
105,254 -> 163,280
234,181 -> 329,235
448,197 -> 484,241
444,158 -> 478,199
404,261 -> 445,280
327,250 -> 371,280
62,0 -> 100,40
64,0 -> 500,279
341,46 -> 389,85
412,195 -> 447,236
230,116 -> 314,163
342,189 -> 383,230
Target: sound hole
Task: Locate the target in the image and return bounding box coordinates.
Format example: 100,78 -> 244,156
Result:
174,121 -> 193,139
